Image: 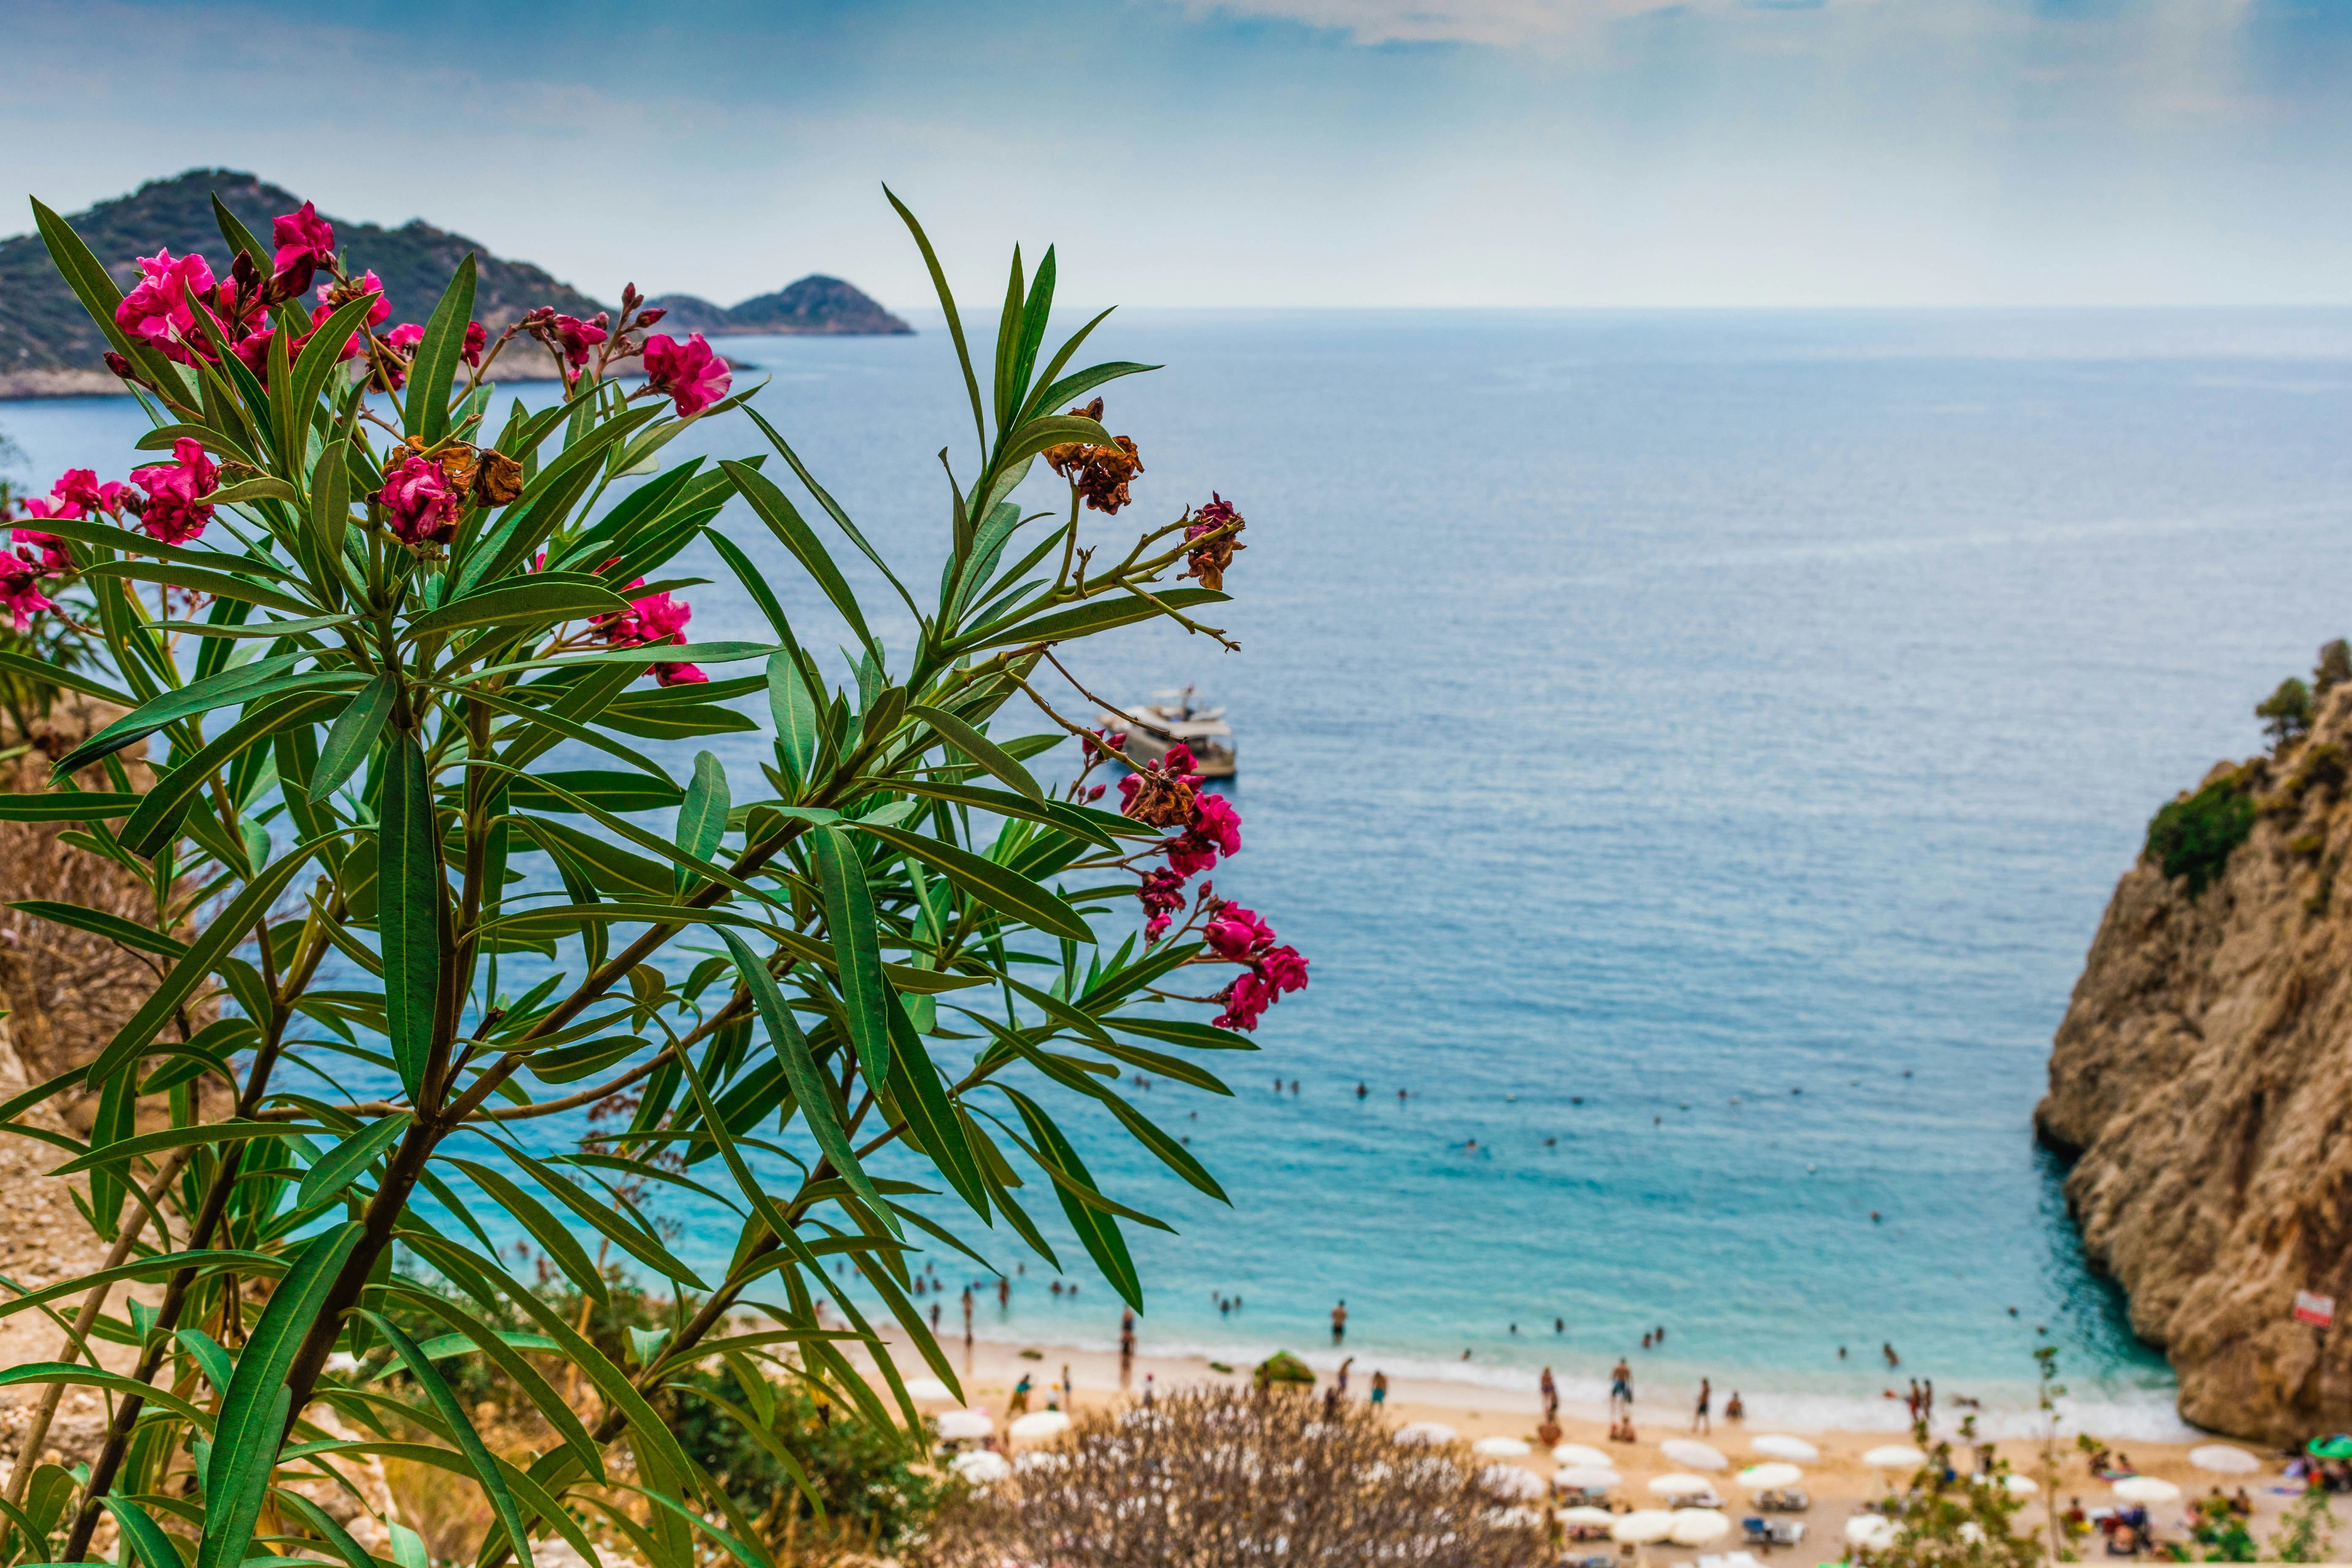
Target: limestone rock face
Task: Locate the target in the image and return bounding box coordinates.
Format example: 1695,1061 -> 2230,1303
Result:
2039,686 -> 2352,1442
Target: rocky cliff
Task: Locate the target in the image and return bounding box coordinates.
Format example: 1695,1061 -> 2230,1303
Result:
2038,678 -> 2352,1442
648,275 -> 912,336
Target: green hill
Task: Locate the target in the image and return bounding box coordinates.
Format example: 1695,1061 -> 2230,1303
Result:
0,169 -> 605,384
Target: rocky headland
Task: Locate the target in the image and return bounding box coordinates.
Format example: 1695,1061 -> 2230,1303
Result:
2039,661 -> 2352,1442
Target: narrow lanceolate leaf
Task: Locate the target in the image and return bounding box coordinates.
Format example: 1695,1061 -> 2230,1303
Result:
951,586 -> 1229,656
406,252 -> 476,444
311,673 -> 396,802
0,792 -> 139,822
807,825 -> 893,1086
6,900 -> 186,958
82,840 -> 326,1087
50,650 -> 327,774
767,652 -> 819,784
121,689 -> 350,857
908,703 -> 1041,800
379,733 -> 441,1101
673,750 -> 728,893
1002,1086 -> 1143,1309
882,991 -> 988,1218
364,1310 -> 536,1568
102,1494 -> 182,1568
854,819 -> 1094,943
444,1157 -> 609,1310
719,460 -> 875,656
714,929 -> 894,1234
407,577 -> 629,637
297,1113 -> 411,1209
197,1222 -> 364,1568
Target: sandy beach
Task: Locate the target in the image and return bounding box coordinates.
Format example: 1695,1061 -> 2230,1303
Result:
853,1328 -> 2319,1561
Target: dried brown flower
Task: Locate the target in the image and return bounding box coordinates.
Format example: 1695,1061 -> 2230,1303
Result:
1119,760 -> 1198,830
1041,398 -> 1143,514
1181,493 -> 1247,591
471,449 -> 524,507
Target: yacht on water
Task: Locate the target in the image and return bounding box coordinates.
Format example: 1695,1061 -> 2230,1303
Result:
1097,686 -> 1235,778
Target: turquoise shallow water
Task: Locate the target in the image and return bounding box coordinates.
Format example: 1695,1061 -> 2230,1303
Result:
13,307 -> 2352,1434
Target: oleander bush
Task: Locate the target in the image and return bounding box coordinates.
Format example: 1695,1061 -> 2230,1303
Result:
0,180 -> 1303,1568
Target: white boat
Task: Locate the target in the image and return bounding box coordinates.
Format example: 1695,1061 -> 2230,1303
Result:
1097,686 -> 1235,777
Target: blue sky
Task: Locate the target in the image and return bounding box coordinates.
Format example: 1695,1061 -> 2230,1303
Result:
4,0 -> 2349,308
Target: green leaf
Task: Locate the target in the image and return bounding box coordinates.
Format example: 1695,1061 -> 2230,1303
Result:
444,1157 -> 609,1310
379,733 -> 441,1101
298,1114 -> 411,1209
196,1223 -> 365,1568
406,1295 -> 603,1485
47,1119 -> 330,1176
673,750 -> 729,894
719,460 -> 875,657
80,560 -> 317,617
292,294 -> 385,440
202,476 -> 300,507
50,650 -> 319,773
80,841 -> 327,1088
951,586 -> 1229,656
1001,1088 -> 1142,1309
885,186 -> 987,456
807,825 -> 893,1086
121,689 -> 349,858
310,674 -> 396,802
408,577 -> 628,637
1106,1013 -> 1259,1051
908,703 -> 1041,800
406,253 -> 477,443
853,819 -> 1093,943
103,1493 -> 184,1568
362,1310 -> 535,1568
0,792 -> 139,822
881,991 -> 988,1218
713,929 -> 893,1233
6,900 -> 186,958
767,652 -> 819,785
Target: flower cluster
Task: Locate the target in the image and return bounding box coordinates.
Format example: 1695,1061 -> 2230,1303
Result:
378,449 -> 463,549
1202,899 -> 1309,1032
129,440 -> 220,546
1042,398 -> 1143,514
593,578 -> 706,687
520,284 -> 672,393
1117,742 -> 1244,929
2,466 -> 138,628
1181,493 -> 1247,591
642,332 -> 732,417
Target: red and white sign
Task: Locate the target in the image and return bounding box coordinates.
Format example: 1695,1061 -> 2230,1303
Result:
2295,1290 -> 2336,1328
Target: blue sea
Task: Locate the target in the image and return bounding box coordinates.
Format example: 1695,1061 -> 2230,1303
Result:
14,307 -> 2352,1435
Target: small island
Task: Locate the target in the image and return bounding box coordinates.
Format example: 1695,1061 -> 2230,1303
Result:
648,276 -> 912,337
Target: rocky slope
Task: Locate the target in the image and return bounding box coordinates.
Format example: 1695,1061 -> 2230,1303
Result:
648,275 -> 911,335
2038,680 -> 2352,1442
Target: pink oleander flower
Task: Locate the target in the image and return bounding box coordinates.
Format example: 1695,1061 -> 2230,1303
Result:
386,323 -> 425,351
462,321 -> 487,368
553,313 -> 608,367
231,324 -> 276,379
592,577 -> 698,685
1137,868 -> 1187,943
1261,945 -> 1310,994
21,495 -> 81,523
1215,970 -> 1273,1032
377,452 -> 461,548
642,332 -> 732,417
52,470 -> 103,512
1203,905 -> 1273,961
301,304 -> 365,364
320,271 -> 392,327
114,249 -> 217,365
272,201 -> 335,275
0,554 -> 56,632
1167,789 -> 1243,877
129,438 -> 220,545
12,528 -> 68,573
652,662 -> 707,687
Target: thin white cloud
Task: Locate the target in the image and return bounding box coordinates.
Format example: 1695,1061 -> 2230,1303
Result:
1175,0 -> 1853,47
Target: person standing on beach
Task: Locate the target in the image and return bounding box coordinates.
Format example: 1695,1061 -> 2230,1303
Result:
997,1276 -> 1010,1311
1693,1377 -> 1711,1433
961,1287 -> 974,1347
1060,1364 -> 1074,1409
1609,1358 -> 1633,1416
1119,1306 -> 1136,1382
1332,1300 -> 1348,1344
1337,1357 -> 1354,1398
1541,1366 -> 1559,1423
1010,1374 -> 1032,1416
1923,1378 -> 1934,1426
1370,1370 -> 1388,1406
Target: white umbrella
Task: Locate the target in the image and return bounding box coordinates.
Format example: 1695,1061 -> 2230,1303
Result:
1395,1421 -> 1459,1446
1009,1410 -> 1072,1441
903,1377 -> 954,1401
1612,1510 -> 1678,1544
1846,1515 -> 1899,1551
1864,1445 -> 1927,1468
1661,1437 -> 1729,1471
2190,1445 -> 2260,1476
1554,1466 -> 1623,1491
934,1409 -> 994,1440
1671,1508 -> 1732,1546
951,1449 -> 1011,1483
1014,1449 -> 1069,1473
1491,1506 -> 1547,1530
1648,1472 -> 1715,1499
1554,1442 -> 1614,1467
2113,1476 -> 2182,1504
1738,1462 -> 1804,1490
1474,1436 -> 1534,1458
1483,1465 -> 1549,1501
1999,1473 -> 2038,1495
1559,1506 -> 1618,1527
1752,1434 -> 1820,1463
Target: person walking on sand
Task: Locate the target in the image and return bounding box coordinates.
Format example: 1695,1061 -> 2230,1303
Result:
1010,1374 -> 1032,1416
1332,1300 -> 1348,1344
1541,1366 -> 1559,1423
1693,1377 -> 1711,1433
1609,1358 -> 1634,1416
1370,1369 -> 1388,1406
1923,1377 -> 1934,1425
1337,1357 -> 1354,1398
997,1276 -> 1010,1310
961,1286 -> 974,1347
1061,1364 -> 1074,1408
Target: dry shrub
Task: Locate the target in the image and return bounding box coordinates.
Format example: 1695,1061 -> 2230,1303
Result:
917,1386 -> 1549,1568
381,1455 -> 496,1566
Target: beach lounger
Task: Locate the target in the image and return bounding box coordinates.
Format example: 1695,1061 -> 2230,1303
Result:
1767,1520 -> 1805,1547
1756,1486 -> 1809,1513
1742,1518 -> 1772,1547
